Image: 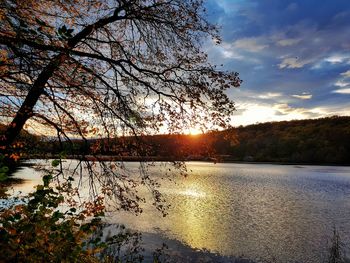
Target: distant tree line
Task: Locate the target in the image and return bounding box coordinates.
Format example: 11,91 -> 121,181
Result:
2,116 -> 350,165
227,116 -> 350,164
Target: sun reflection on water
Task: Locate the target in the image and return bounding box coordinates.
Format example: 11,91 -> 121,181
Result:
166,171 -> 223,251
179,188 -> 206,198
8,161 -> 350,263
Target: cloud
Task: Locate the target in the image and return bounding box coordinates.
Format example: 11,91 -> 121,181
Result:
324,54 -> 350,64
340,70 -> 350,78
219,43 -> 245,60
329,74 -> 350,95
258,92 -> 282,99
279,57 -> 311,69
233,37 -> 268,52
291,93 -> 312,100
231,99 -> 350,126
332,88 -> 350,94
312,54 -> 350,69
205,0 -> 350,124
276,38 -> 301,47
232,103 -> 278,126
272,103 -> 335,119
209,41 -> 262,64
232,102 -> 324,126
335,80 -> 350,87
273,103 -> 303,115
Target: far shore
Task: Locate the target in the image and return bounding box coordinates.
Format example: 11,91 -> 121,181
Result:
23,154 -> 350,167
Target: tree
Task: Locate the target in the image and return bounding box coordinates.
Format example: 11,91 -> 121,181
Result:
0,0 -> 241,212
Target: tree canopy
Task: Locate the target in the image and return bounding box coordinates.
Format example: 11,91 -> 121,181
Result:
0,0 -> 241,213
0,0 -> 241,149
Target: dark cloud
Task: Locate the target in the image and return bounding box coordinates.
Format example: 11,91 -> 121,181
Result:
204,0 -> 350,125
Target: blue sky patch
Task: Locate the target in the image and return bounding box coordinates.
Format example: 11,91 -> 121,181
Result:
204,0 -> 350,125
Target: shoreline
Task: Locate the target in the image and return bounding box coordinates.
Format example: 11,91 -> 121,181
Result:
23,154 -> 350,167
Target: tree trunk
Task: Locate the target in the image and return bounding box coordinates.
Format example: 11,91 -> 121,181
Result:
0,7 -> 124,151
0,54 -> 66,151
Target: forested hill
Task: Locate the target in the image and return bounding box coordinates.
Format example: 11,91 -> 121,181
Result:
141,116 -> 350,164
223,116 -> 350,164
2,116 -> 350,165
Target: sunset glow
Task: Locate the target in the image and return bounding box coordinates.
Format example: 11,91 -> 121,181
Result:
188,127 -> 202,135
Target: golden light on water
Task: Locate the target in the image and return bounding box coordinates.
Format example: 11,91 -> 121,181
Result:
179,188 -> 206,198
9,161 -> 350,263
168,172 -> 221,251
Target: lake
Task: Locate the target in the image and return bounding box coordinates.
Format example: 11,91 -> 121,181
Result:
5,161 -> 350,262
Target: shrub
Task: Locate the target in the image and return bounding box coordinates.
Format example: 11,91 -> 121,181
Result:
0,173 -> 105,263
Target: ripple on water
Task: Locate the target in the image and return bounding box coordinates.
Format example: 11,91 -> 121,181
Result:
9,161 -> 350,263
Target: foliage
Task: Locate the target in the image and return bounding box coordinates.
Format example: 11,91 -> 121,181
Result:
0,0 -> 241,213
98,225 -> 145,263
227,116 -> 350,164
0,2 -> 240,260
0,173 -> 107,262
138,116 -> 350,164
0,172 -> 176,263
0,0 -> 240,147
0,154 -> 9,181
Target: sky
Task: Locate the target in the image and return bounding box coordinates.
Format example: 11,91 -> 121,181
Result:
204,0 -> 350,126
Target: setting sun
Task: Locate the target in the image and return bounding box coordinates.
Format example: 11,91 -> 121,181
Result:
188,127 -> 202,135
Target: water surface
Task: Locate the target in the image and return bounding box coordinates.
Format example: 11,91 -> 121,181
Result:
8,161 -> 350,262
